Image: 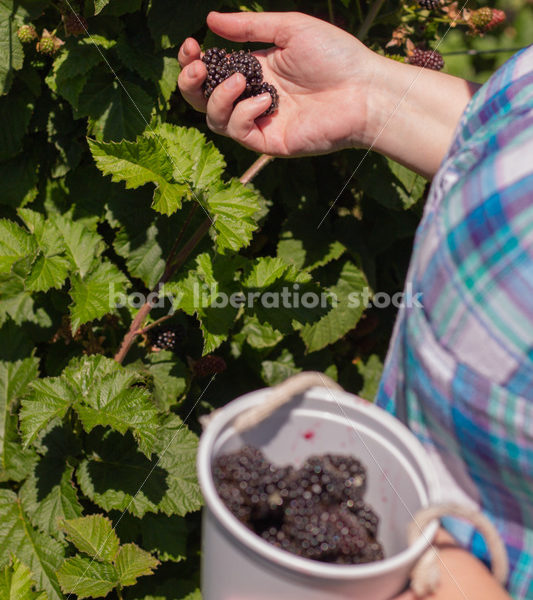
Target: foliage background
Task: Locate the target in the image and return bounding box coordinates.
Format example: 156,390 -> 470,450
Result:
0,0 -> 531,598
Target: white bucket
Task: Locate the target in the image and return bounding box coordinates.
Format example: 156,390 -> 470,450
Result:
197,384 -> 441,600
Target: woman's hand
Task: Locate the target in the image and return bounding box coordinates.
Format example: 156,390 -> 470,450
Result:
178,11 -> 381,157
179,11 -> 480,178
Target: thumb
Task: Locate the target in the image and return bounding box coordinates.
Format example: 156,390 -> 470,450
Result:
206,11 -> 297,45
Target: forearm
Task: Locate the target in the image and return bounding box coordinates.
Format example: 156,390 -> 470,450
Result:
363,56 -> 481,179
398,529 -> 511,600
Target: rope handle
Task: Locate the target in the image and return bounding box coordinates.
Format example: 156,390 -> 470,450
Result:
203,372 -> 509,596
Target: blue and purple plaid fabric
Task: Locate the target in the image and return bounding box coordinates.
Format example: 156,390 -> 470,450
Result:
377,45 -> 533,599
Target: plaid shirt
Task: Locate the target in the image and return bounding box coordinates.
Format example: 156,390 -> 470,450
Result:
377,45 -> 533,599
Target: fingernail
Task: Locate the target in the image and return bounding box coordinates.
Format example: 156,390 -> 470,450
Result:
187,63 -> 198,78
254,93 -> 270,103
183,42 -> 189,56
224,75 -> 241,90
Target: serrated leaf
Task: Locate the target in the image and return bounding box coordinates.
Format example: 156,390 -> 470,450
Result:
300,261 -> 367,352
0,2 -> 24,94
20,464 -> 83,539
0,555 -> 48,600
207,179 -> 260,253
77,423 -> 202,518
78,69 -> 154,141
51,214 -> 103,278
0,357 -> 39,479
20,378 -> 75,447
261,348 -> 300,386
137,351 -> 187,412
59,515 -> 120,562
155,124 -> 226,189
69,260 -> 129,333
387,158 -> 427,209
239,316 -> 283,349
140,514 -> 187,563
115,543 -> 159,586
56,556 -> 118,599
25,253 -> 71,292
89,136 -> 188,215
75,384 -> 159,458
0,490 -> 65,600
0,219 -> 37,274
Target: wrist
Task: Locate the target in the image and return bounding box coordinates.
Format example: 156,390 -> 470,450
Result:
358,54 -> 479,178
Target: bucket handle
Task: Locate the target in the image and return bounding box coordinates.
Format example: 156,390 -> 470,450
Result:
203,371 -> 509,596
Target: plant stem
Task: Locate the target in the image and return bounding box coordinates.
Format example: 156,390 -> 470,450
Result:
135,314 -> 173,336
116,587 -> 124,600
357,0 -> 386,41
355,0 -> 363,25
327,0 -> 334,23
113,154 -> 274,365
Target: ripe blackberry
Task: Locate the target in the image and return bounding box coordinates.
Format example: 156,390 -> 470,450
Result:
228,50 -> 263,92
408,48 -> 444,71
417,0 -> 440,9
240,82 -> 279,117
202,46 -> 279,116
213,446 -> 384,564
148,324 -> 185,352
63,13 -> 88,37
193,354 -> 227,377
17,25 -> 37,44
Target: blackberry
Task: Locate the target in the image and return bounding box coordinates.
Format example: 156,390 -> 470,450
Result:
213,446 -> 384,564
408,48 -> 444,71
193,354 -> 227,377
202,46 -> 279,116
227,50 -> 263,92
239,82 -> 279,117
417,0 -> 440,9
63,13 -> 88,37
148,324 -> 185,352
17,25 -> 37,44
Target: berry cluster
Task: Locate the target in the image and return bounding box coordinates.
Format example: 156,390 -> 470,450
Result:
213,446 -> 384,564
63,13 -> 88,37
417,0 -> 440,9
202,47 -> 279,117
408,48 -> 445,71
468,7 -> 506,34
17,25 -> 38,44
147,324 -> 185,353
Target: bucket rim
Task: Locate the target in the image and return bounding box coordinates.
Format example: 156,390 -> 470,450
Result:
198,385 -> 441,580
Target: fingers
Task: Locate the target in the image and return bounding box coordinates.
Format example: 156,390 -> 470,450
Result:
178,58 -> 208,112
178,37 -> 201,67
206,73 -> 247,131
207,11 -> 296,45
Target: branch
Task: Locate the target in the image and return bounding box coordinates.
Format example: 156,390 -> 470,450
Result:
357,0 -> 386,41
113,154 -> 274,364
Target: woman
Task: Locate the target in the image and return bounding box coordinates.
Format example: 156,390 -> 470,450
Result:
178,11 -> 533,599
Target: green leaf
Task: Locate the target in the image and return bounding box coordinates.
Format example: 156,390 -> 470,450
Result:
77,422 -> 202,518
115,543 -> 159,586
261,348 -> 301,386
69,260 -> 129,333
0,555 -> 48,600
59,515 -> 120,562
239,316 -> 283,350
25,253 -> 70,292
356,354 -> 384,402
147,0 -> 222,49
0,490 -> 65,600
0,84 -> 34,161
138,351 -> 188,412
155,124 -> 226,189
0,357 -> 39,480
92,0 -> 111,14
78,70 -> 154,141
0,219 -> 37,274
207,179 -> 260,253
300,261 -> 367,352
0,2 -> 24,94
139,514 -> 187,563
20,378 -> 75,447
0,152 -> 39,208
387,158 -> 427,209
51,214 -> 103,278
89,136 -> 189,216
56,556 -> 118,599
75,384 -> 159,458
